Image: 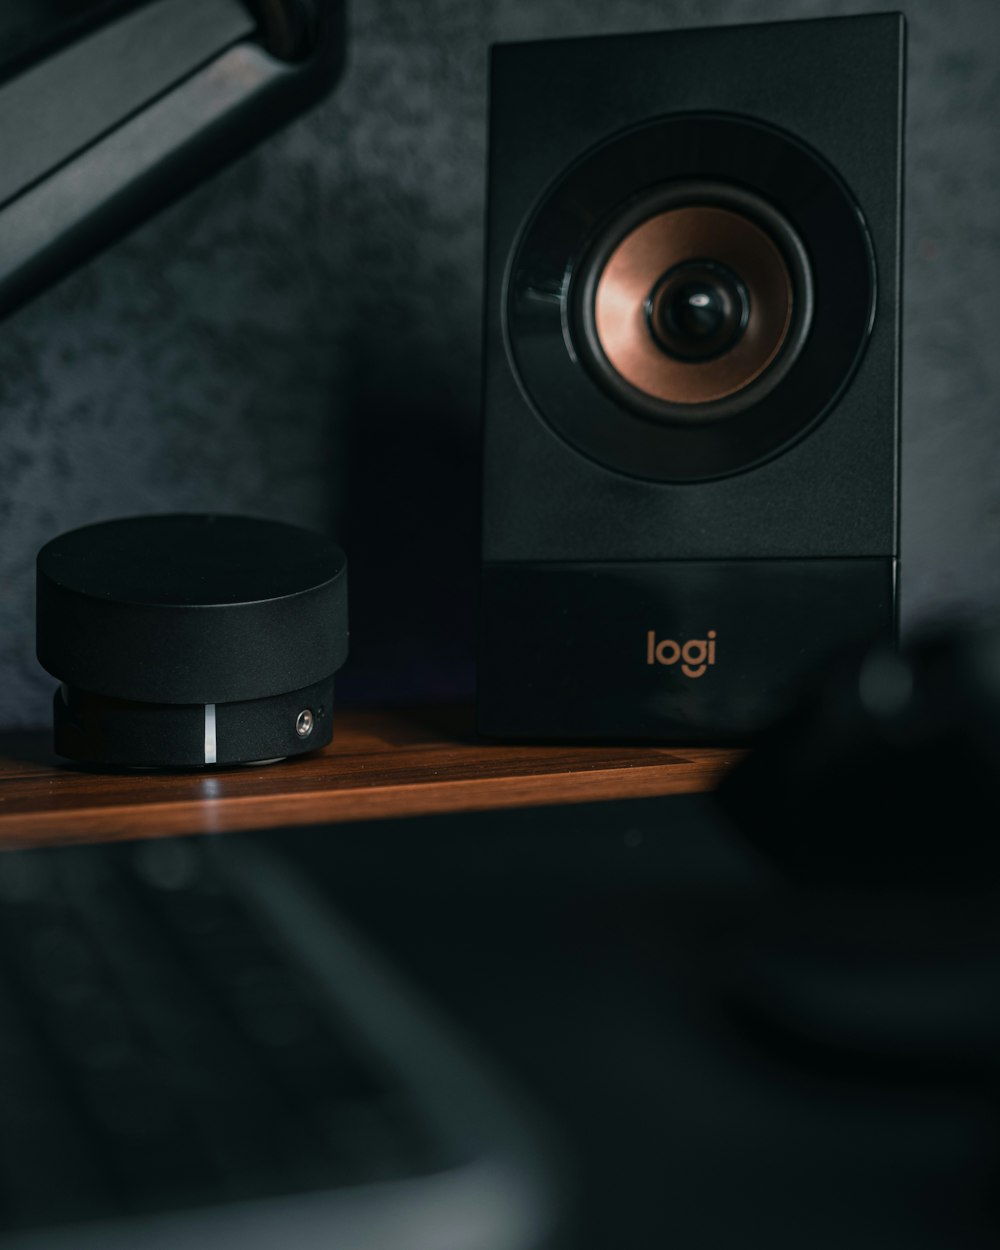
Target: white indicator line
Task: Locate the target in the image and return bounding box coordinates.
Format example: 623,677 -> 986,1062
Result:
204,704 -> 217,766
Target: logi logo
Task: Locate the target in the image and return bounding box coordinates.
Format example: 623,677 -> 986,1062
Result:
646,630 -> 717,679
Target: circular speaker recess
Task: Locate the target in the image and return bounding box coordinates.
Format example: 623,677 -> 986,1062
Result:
36,514 -> 348,768
505,114 -> 876,482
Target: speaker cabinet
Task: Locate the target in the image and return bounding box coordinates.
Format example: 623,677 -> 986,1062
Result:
479,14 -> 904,740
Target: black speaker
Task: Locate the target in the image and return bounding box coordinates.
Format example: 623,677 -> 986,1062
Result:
478,14 -> 904,740
37,515 -> 348,768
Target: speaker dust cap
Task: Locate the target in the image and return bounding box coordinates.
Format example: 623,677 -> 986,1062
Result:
37,514 -> 348,768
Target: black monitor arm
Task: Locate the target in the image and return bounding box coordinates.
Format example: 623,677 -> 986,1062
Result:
0,0 -> 345,321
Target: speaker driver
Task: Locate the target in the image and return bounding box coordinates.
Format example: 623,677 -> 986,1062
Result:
575,183 -> 814,419
505,114 -> 875,482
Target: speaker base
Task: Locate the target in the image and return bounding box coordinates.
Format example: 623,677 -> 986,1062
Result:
479,559 -> 896,741
54,677 -> 335,768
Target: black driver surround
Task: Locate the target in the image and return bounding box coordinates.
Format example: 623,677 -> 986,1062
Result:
505,113 -> 877,483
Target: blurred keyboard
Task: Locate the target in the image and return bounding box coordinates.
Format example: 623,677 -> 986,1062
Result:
0,835 -> 556,1250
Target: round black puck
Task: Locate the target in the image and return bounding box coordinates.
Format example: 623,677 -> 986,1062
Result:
36,514 -> 348,768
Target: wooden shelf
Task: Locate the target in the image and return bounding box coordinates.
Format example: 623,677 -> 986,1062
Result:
0,705 -> 744,849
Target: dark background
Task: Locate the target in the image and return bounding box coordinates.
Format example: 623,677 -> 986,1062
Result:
1,0 -> 999,727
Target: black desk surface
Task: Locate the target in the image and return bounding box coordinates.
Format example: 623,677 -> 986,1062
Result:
3,786 -> 996,1247
261,794 -> 996,1250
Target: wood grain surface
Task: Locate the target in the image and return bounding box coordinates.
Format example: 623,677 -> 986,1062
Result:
0,706 -> 744,849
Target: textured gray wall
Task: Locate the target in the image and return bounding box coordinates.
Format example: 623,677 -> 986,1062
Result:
1,0 -> 999,726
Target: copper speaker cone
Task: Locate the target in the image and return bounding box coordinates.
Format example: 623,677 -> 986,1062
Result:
592,205 -> 794,407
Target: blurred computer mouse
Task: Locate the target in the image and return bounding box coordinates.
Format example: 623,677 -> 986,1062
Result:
708,620 -> 1000,1085
716,622 -> 1000,887
642,626 -> 1000,1248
